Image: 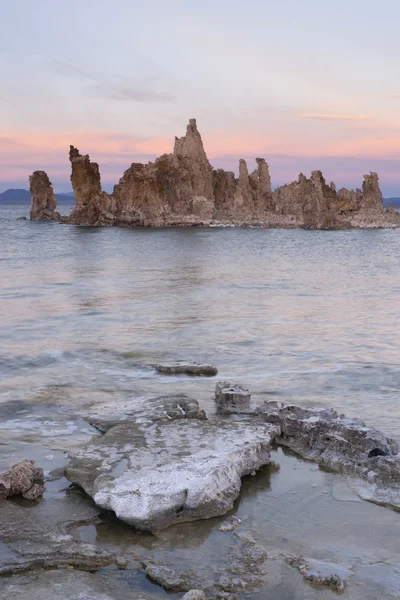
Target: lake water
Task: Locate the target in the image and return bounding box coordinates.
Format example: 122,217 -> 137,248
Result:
2,204 -> 400,598
1,204 -> 400,442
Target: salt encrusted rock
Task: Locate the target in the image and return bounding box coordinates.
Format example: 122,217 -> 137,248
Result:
89,394 -> 207,433
143,530 -> 268,595
257,400 -> 398,473
181,591 -> 207,600
155,362 -> 218,376
215,381 -> 251,413
218,515 -> 242,532
257,400 -> 400,506
66,419 -> 279,530
0,460 -> 45,500
285,556 -> 352,593
29,171 -> 60,221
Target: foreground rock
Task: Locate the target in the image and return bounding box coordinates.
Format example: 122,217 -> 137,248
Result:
215,381 -> 251,413
143,530 -> 268,596
257,400 -> 400,507
29,118 -> 400,229
0,460 -> 45,500
286,556 -> 352,593
66,419 -> 279,530
88,394 -> 207,433
0,569 -> 161,600
155,362 -> 218,376
29,171 -> 60,221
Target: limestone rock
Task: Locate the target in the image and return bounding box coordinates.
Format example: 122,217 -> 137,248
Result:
88,394 -> 207,433
215,382 -> 251,413
0,569 -> 159,600
29,171 -> 60,221
31,118 -> 399,229
112,118 -> 214,226
155,362 -> 218,376
181,591 -> 207,600
285,556 -> 352,593
0,460 -> 45,500
67,146 -> 117,226
257,400 -> 400,507
66,419 -> 279,530
359,172 -> 384,213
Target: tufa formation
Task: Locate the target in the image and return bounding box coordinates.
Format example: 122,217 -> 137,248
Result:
30,119 -> 400,228
29,171 -> 60,221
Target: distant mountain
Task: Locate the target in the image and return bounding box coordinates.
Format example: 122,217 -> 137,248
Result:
0,189 -> 74,205
383,197 -> 400,208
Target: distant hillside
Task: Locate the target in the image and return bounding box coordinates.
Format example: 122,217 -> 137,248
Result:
383,197 -> 400,208
0,189 -> 74,205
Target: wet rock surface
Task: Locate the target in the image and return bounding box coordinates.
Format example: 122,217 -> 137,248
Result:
28,118 -> 400,229
257,399 -> 400,507
0,569 -> 162,600
88,395 -> 207,433
154,362 -> 218,376
285,556 -> 352,593
0,460 -> 45,500
214,382 -> 251,413
66,419 -> 279,530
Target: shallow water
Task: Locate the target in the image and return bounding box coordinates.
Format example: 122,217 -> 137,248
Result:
1,205 -> 400,440
1,205 -> 400,597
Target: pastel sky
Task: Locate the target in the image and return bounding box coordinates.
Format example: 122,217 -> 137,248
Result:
1,0 -> 400,194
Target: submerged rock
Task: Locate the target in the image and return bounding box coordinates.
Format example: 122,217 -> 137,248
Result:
215,381 -> 251,413
218,515 -> 242,532
66,419 -> 279,530
181,591 -> 207,600
29,171 -> 60,221
154,362 -> 218,376
0,460 -> 45,500
143,530 -> 268,596
0,569 -> 159,600
286,555 -> 352,593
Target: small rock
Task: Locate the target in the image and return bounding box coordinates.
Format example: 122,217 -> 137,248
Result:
218,516 -> 241,532
285,555 -> 351,593
16,216 -> 27,220
181,591 -> 207,600
155,362 -> 218,376
0,460 -> 45,500
215,382 -> 251,413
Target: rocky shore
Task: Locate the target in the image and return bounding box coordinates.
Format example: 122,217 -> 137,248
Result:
29,119 -> 400,229
2,365 -> 400,599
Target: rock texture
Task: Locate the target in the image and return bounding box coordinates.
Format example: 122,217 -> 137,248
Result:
155,362 -> 218,376
66,419 -> 279,530
30,119 -> 400,229
257,400 -> 400,507
29,171 -> 60,221
215,381 -> 251,413
0,460 -> 45,500
285,556 -> 351,593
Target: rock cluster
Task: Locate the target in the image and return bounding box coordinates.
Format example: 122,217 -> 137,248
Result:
29,118 -> 400,229
29,171 -> 60,221
0,459 -> 45,500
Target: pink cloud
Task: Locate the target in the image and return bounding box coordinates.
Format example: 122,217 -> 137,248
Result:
299,114 -> 370,122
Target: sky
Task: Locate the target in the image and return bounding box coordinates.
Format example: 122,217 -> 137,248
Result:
1,0 -> 400,195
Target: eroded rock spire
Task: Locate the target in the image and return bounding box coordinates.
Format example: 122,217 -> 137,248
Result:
29,171 -> 60,221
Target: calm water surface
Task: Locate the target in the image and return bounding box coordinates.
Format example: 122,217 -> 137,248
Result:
1,204 -> 400,442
